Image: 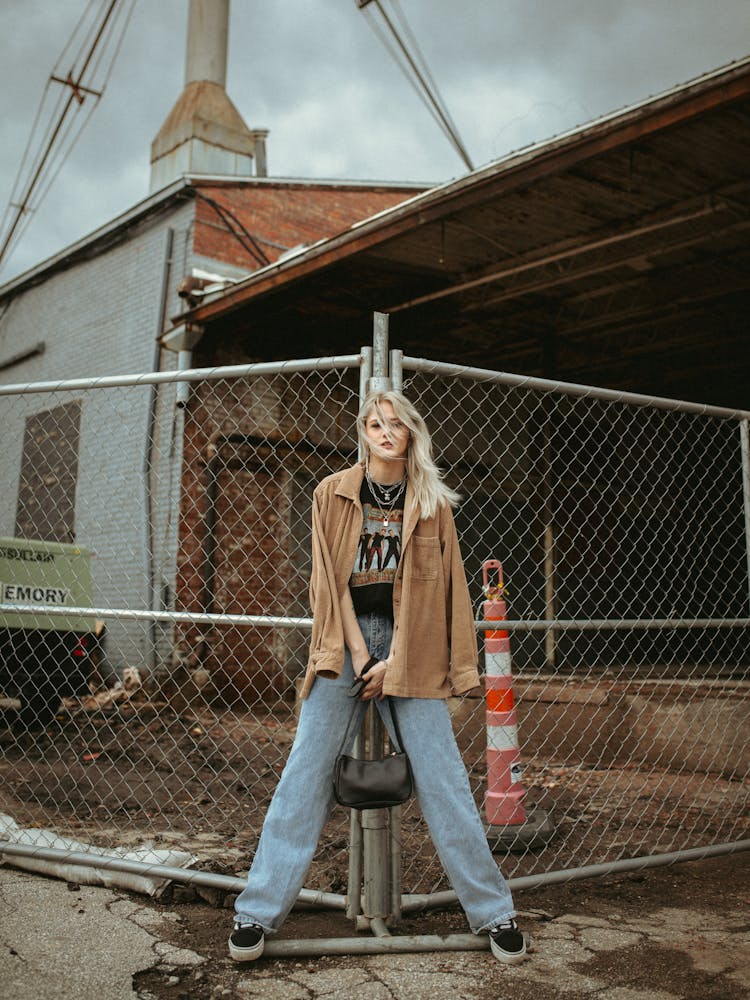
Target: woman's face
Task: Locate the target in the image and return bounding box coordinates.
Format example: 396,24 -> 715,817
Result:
364,401 -> 410,461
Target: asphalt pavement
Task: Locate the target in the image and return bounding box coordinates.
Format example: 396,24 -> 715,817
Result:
2,856 -> 749,999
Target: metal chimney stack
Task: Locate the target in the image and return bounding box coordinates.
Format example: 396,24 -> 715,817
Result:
149,0 -> 268,192
185,0 -> 229,89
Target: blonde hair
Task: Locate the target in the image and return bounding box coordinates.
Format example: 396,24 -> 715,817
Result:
357,390 -> 460,519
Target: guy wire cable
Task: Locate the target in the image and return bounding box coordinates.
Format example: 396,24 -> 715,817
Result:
0,0 -> 137,271
357,0 -> 474,170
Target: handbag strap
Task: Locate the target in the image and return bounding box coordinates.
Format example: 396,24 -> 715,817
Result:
387,704 -> 406,755
338,697 -> 406,757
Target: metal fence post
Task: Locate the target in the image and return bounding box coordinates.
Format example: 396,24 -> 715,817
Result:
390,348 -> 403,392
346,726 -> 365,922
359,345 -> 373,442
346,344 -> 374,922
388,343 -> 404,923
741,419 -> 750,613
362,708 -> 390,927
356,312 -> 397,933
369,312 -> 391,395
541,395 -> 557,670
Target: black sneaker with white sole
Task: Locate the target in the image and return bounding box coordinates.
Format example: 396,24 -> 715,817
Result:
489,919 -> 527,964
228,922 -> 265,962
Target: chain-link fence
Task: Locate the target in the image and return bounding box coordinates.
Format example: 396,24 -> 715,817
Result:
1,348 -> 748,907
399,356 -> 750,893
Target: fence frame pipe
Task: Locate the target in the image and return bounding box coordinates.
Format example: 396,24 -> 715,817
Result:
2,839 -> 748,956
3,604 -> 749,632
400,356 -> 750,421
0,355 -> 363,397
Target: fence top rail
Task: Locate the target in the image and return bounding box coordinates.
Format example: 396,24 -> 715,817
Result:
401,356 -> 750,422
0,354 -> 362,396
3,351 -> 746,421
2,604 -> 749,631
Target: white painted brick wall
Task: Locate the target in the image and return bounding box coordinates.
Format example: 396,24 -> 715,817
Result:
0,201 -> 196,677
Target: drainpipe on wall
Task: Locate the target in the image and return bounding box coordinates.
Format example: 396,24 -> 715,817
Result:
144,227 -> 175,675
176,350 -> 193,407
161,322 -> 204,409
159,319 -> 204,672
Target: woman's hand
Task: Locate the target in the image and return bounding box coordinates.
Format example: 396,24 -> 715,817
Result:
352,650 -> 374,678
360,658 -> 389,701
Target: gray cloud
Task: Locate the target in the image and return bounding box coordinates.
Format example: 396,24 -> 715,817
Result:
1,0 -> 748,281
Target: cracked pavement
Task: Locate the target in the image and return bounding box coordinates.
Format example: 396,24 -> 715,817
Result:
1,855 -> 749,999
0,867 -> 205,1000
217,906 -> 749,1000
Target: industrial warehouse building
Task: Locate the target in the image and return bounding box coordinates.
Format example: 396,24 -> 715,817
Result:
169,55 -> 750,698
0,17 -> 748,694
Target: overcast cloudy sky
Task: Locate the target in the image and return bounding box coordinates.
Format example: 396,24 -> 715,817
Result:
1,0 -> 748,282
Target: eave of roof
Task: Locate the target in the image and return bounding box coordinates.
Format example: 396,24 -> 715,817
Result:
183,55 -> 750,327
0,177 -> 191,300
0,174 -> 427,301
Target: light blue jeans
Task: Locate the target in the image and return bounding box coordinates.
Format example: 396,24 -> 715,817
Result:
235,613 -> 516,934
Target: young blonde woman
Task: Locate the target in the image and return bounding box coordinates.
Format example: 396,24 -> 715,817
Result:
229,390 -> 526,964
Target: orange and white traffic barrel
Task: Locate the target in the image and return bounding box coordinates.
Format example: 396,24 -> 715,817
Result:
482,560 -> 527,826
481,559 -> 556,850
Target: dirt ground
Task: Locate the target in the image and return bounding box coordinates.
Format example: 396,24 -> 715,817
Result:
1,702 -> 749,998
1,698 -> 745,898
130,852 -> 750,999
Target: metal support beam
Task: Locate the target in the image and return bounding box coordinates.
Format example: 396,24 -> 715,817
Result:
389,201 -> 727,313
475,217 -> 750,312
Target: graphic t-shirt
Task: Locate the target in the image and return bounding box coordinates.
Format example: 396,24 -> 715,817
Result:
349,479 -> 404,618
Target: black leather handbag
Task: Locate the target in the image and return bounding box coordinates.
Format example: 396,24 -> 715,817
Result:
333,700 -> 413,810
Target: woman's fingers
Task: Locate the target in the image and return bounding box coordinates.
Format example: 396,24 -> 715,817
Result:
362,660 -> 387,684
360,659 -> 387,699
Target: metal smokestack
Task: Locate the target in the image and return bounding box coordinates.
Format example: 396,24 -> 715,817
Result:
149,0 -> 268,191
185,0 -> 229,88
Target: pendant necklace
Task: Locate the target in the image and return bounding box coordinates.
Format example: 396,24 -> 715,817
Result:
366,469 -> 406,527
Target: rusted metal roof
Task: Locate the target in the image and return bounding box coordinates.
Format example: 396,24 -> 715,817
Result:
182,57 -> 750,407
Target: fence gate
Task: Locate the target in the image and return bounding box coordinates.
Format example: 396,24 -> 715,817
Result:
0,315 -> 748,959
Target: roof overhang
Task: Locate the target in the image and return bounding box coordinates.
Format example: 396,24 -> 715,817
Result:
177,57 -> 750,407
185,57 -> 750,325
0,175 -> 425,300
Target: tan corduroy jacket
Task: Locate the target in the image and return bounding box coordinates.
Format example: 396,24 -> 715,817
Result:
299,463 -> 479,700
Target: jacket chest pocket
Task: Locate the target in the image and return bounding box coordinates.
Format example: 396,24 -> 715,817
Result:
410,536 -> 440,580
